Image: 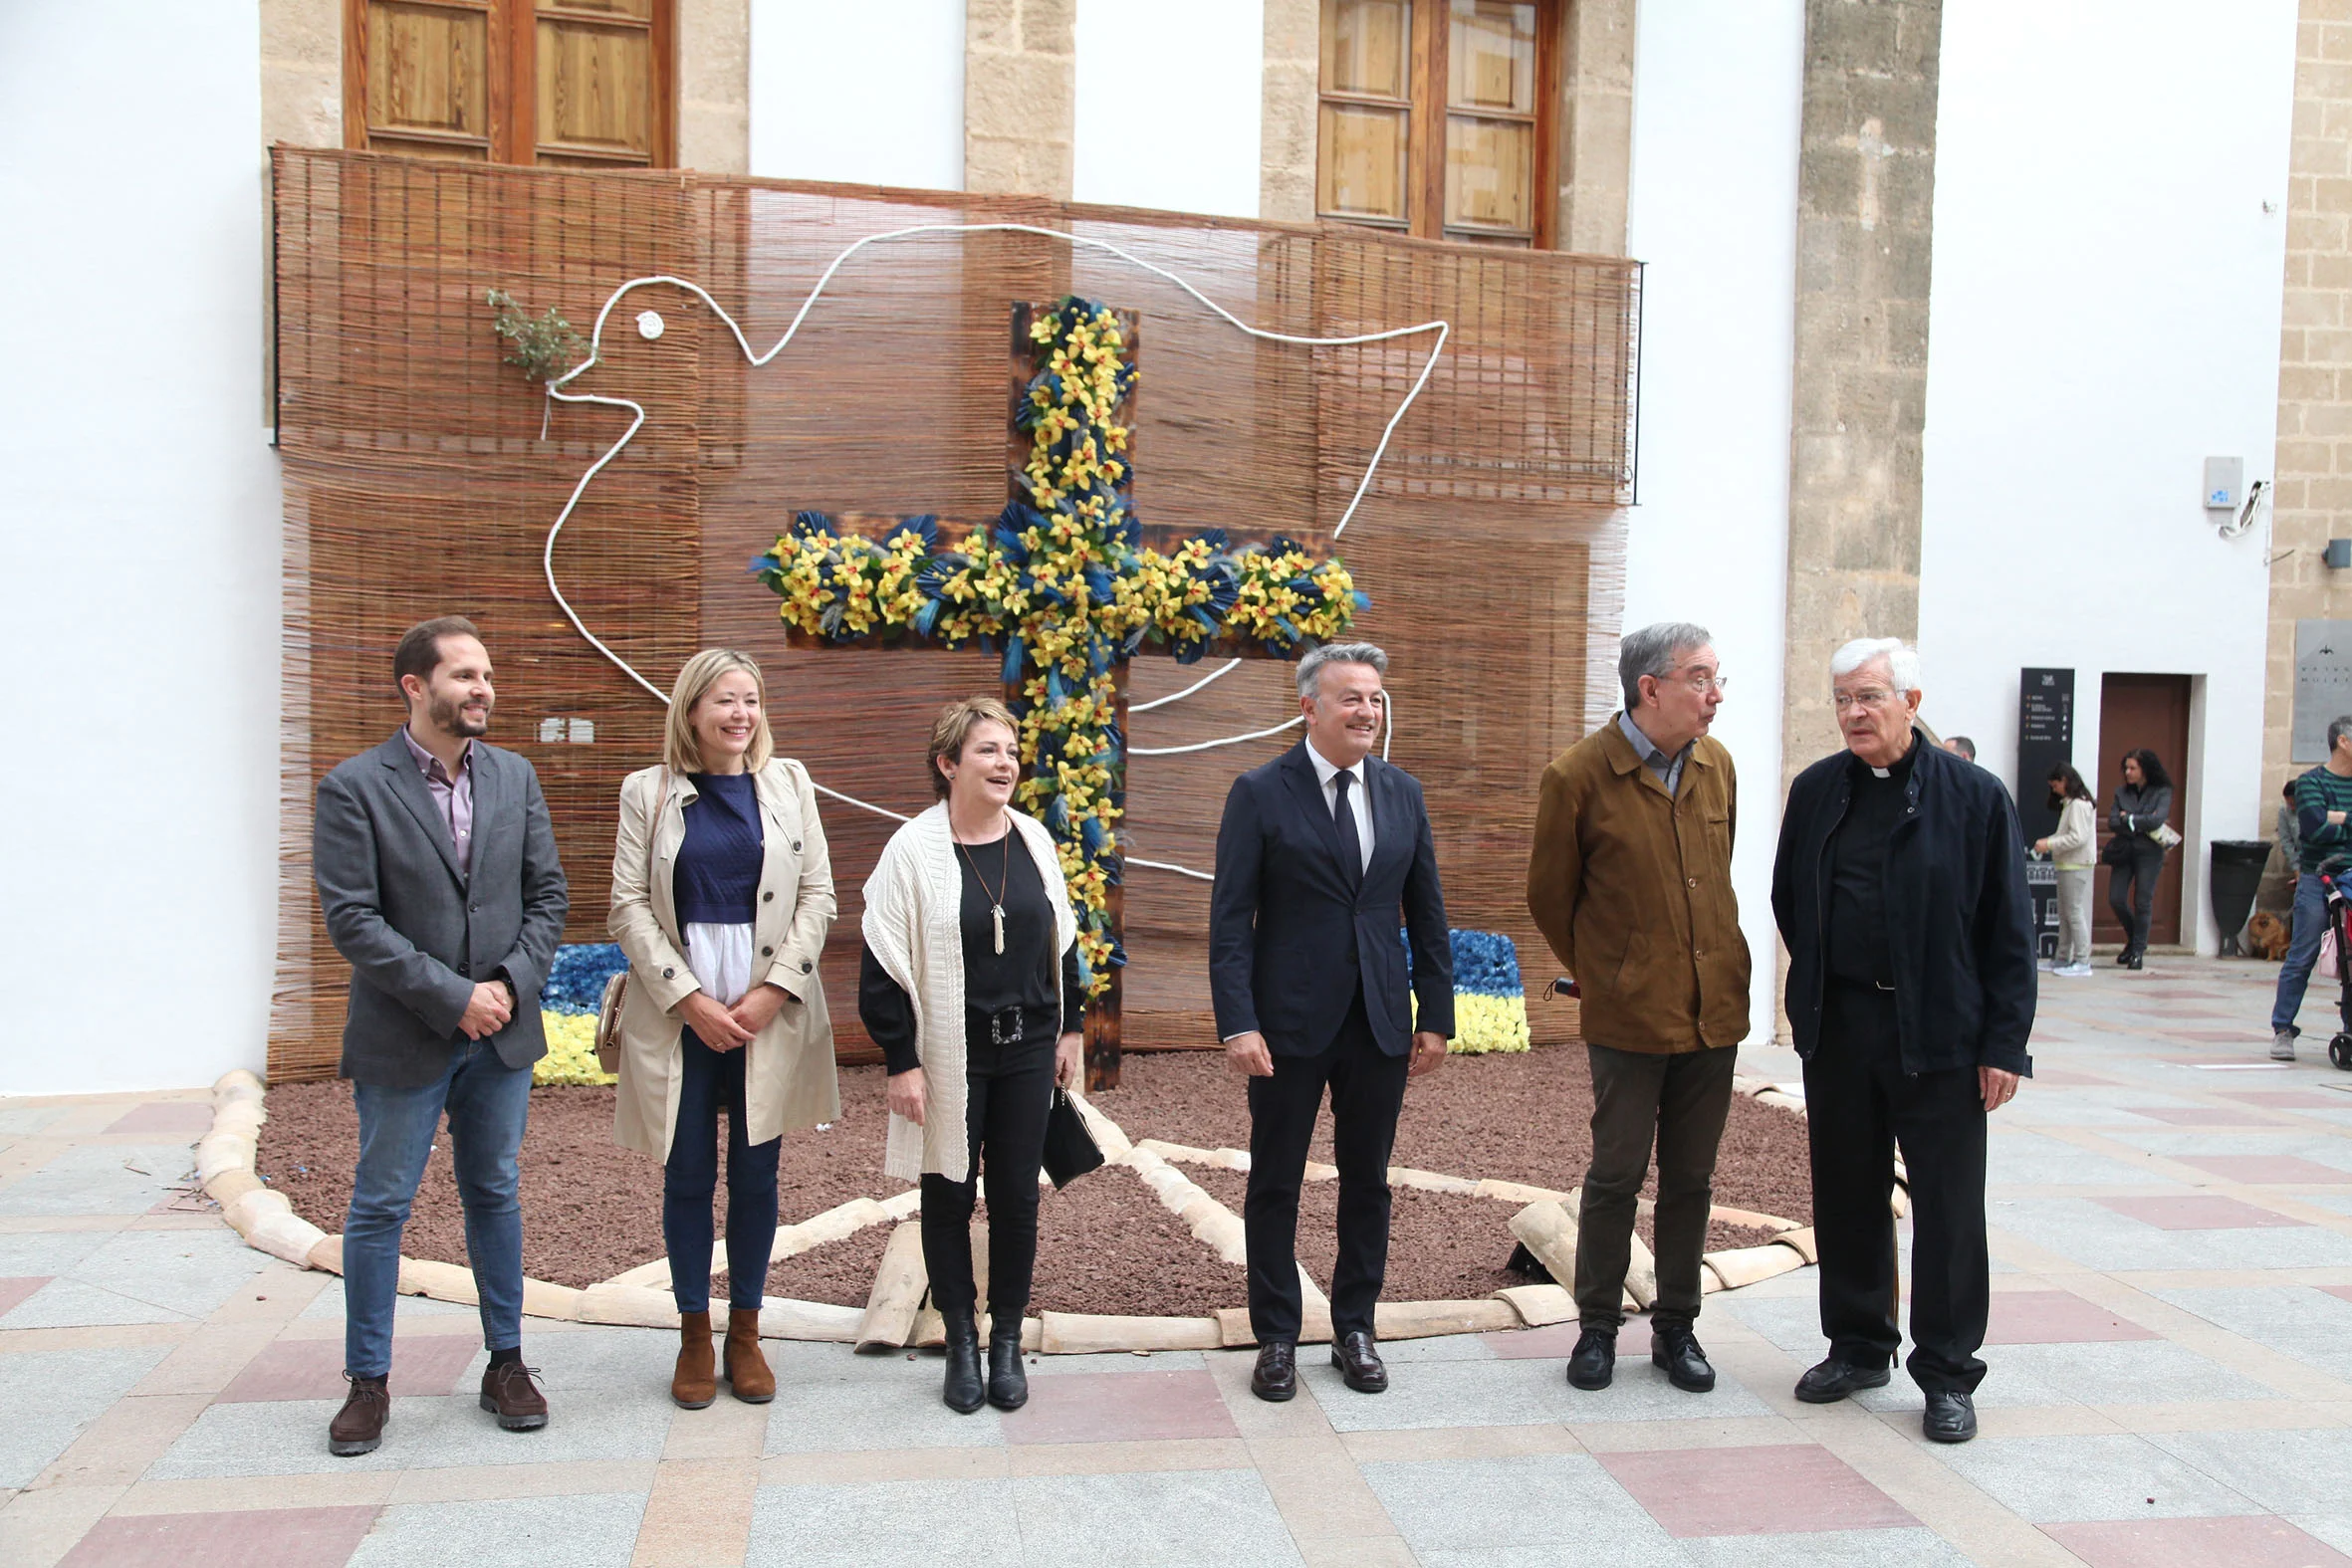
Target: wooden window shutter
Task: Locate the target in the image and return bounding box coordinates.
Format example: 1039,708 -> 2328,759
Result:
1315,0 -> 1560,248
345,0 -> 674,168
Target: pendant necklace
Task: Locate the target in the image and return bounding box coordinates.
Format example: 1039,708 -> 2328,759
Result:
955,817 -> 1013,955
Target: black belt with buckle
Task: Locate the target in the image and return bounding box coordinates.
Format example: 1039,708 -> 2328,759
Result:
966,1003 -> 1048,1053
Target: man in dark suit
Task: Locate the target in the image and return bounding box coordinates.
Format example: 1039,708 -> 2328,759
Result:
1211,641 -> 1454,1403
313,615 -> 568,1456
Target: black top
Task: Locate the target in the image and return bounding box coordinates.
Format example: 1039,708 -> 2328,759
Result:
672,773 -> 763,926
859,831 -> 1085,1075
1825,740 -> 1917,988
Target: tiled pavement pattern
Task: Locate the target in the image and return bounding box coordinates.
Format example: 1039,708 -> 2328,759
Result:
10,963 -> 2352,1563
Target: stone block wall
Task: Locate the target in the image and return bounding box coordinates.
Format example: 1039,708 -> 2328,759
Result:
1777,0 -> 1942,783
2264,0 -> 2352,790
965,0 -> 1075,198
1261,0 -> 1317,222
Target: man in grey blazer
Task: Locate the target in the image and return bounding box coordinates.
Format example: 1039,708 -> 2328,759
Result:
313,616 -> 568,1456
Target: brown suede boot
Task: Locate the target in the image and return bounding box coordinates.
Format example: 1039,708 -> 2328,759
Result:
723,1307 -> 775,1403
672,1309 -> 717,1409
329,1373 -> 388,1456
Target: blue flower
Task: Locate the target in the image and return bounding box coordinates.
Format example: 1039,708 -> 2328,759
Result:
543,943 -> 628,1014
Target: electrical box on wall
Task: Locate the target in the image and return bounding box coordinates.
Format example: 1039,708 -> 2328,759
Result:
2205,456 -> 2243,512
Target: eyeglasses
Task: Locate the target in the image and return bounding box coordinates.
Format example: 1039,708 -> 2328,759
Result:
1832,688 -> 1896,711
1660,667 -> 1729,696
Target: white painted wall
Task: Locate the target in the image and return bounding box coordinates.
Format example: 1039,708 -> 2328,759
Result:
1917,0 -> 2298,955
1073,0 -> 1264,217
1624,0 -> 1806,1042
749,0 -> 965,189
0,2 -> 280,1092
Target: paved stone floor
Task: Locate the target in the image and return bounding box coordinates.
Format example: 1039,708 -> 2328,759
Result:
8,958 -> 2352,1564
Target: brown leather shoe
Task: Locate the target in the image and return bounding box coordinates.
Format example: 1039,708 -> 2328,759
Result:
480,1360 -> 549,1431
1250,1340 -> 1297,1402
723,1307 -> 774,1403
672,1309 -> 717,1409
329,1373 -> 388,1456
1330,1330 -> 1388,1394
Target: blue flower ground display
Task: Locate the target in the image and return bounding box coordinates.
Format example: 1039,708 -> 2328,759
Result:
1405,929 -> 1531,1054
529,929 -> 1529,1080
533,943 -> 627,1086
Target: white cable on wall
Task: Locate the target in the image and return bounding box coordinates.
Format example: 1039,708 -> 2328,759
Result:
538,222 -> 1447,875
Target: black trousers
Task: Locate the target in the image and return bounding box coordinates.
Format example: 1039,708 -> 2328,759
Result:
1803,985 -> 1990,1394
2106,837 -> 2164,954
1244,994 -> 1410,1342
1576,1041 -> 1738,1330
920,1021 -> 1056,1323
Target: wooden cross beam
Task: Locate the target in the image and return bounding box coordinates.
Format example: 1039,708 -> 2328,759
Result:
755,298 -> 1365,1088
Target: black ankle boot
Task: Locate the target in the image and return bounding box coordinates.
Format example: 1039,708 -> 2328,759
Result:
987,1326 -> 1029,1411
940,1309 -> 985,1414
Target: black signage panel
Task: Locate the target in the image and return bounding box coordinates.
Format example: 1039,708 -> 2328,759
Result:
2016,667 -> 2075,960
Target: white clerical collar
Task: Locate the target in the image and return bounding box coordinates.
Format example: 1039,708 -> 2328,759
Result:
1870,766 -> 1891,779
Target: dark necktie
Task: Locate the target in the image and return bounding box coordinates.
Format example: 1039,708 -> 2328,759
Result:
1331,769 -> 1363,890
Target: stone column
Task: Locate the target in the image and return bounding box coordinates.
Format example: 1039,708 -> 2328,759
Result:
678,0 -> 751,174
261,0 -> 341,148
965,0 -> 1076,198
2263,0 -> 2352,798
1260,0 -> 1318,221
1778,0 -> 1943,784
1556,0 -> 1636,256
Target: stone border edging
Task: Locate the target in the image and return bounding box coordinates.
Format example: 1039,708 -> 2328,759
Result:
202,1064 -> 1839,1356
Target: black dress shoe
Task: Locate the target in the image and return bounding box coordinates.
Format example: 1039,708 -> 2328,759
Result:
1650,1323 -> 1716,1393
2125,950 -> 2145,970
1251,1340 -> 1297,1402
1566,1326 -> 1616,1391
1793,1357 -> 1891,1404
1330,1330 -> 1388,1394
940,1310 -> 985,1415
1922,1388 -> 1978,1443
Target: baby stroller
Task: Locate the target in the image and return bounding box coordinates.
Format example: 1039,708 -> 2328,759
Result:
2322,870 -> 2352,1071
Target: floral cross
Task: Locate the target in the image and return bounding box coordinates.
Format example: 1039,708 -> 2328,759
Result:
753,297 -> 1366,1086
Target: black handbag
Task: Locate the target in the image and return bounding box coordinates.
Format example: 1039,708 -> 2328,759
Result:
1041,1087 -> 1105,1188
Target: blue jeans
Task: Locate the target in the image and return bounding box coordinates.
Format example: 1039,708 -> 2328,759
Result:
344,1041 -> 532,1378
2273,872 -> 2333,1035
664,1029 -> 781,1314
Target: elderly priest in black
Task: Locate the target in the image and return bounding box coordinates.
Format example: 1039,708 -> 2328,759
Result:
1771,636 -> 2034,1447
1211,641 -> 1455,1404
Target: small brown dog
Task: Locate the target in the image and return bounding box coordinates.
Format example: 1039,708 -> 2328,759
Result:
2246,910 -> 2292,962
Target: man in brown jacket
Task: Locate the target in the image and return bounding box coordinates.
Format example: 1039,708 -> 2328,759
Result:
1526,621 -> 1752,1394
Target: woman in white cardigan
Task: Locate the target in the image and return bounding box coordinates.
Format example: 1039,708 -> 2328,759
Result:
2034,764 -> 2098,979
609,649 -> 838,1410
860,696 -> 1085,1416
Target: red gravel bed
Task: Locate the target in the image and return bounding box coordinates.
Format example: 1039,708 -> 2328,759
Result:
255,1041 -> 1808,1309
1088,1043 -> 1812,1227
257,1071 -> 903,1291
1185,1167 -> 1520,1302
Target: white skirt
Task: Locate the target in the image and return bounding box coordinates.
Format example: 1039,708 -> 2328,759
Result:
683,921 -> 754,1008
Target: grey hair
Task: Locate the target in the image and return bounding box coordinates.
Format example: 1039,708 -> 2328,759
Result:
1618,621 -> 1713,710
1297,640 -> 1388,701
2329,715 -> 2352,753
1829,636 -> 1921,694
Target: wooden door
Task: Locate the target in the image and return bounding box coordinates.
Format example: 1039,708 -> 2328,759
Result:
2093,673 -> 2191,946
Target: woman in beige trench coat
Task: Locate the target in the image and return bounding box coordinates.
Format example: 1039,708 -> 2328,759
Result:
609,649 -> 839,1410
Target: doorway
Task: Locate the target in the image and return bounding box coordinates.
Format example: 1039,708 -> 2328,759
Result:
2093,673 -> 2192,947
